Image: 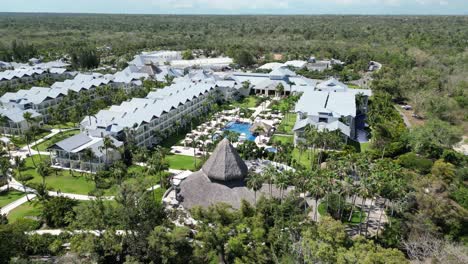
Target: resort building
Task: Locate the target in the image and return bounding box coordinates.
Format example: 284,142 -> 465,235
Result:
129,51 -> 182,67
170,57 -> 233,70
292,78 -> 372,145
224,67 -> 316,96
0,68 -> 51,87
80,80 -> 221,147
48,132 -> 123,173
0,60 -> 73,88
0,107 -> 42,135
1,73 -> 115,124
283,60 -> 308,69
0,86 -> 68,121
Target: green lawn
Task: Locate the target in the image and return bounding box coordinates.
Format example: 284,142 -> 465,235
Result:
43,122 -> 77,130
270,135 -> 294,145
0,190 -> 25,208
7,202 -> 42,223
346,83 -> 361,89
10,129 -> 52,147
166,154 -> 200,171
292,148 -> 315,169
232,96 -> 259,108
22,155 -> 96,195
33,129 -> 80,151
276,113 -> 296,135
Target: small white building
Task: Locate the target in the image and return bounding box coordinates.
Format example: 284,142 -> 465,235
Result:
48,133 -> 123,173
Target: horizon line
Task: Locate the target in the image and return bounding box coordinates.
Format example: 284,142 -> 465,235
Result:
1,11 -> 467,16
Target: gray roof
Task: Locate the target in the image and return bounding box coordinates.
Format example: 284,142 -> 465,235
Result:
0,107 -> 42,123
295,90 -> 356,118
50,132 -> 123,157
202,139 -> 248,182
52,133 -> 93,152
316,78 -> 348,91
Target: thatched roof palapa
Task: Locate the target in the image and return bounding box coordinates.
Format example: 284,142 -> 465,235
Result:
249,121 -> 272,135
202,138 -> 248,182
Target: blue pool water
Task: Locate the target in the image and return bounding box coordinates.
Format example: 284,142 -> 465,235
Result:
223,122 -> 257,141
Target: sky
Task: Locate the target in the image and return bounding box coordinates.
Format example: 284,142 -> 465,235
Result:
1,0 -> 468,15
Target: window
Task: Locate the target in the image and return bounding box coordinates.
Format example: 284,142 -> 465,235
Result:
319,117 -> 328,123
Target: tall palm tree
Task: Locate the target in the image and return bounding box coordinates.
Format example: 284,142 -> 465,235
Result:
263,164 -> 276,197
81,148 -> 97,175
99,136 -> 116,165
36,162 -> 50,185
308,169 -> 326,221
0,114 -> 8,137
275,83 -> 285,97
246,170 -> 264,205
275,170 -> 291,201
147,147 -> 169,191
0,157 -> 11,191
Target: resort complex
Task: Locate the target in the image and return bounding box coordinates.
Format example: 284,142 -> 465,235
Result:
1,11 -> 466,263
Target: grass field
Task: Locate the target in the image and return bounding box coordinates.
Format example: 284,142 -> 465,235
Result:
10,129 -> 52,147
0,190 -> 25,208
276,113 -> 296,135
22,155 -> 96,195
292,148 -> 315,169
7,202 -> 42,222
33,129 -> 80,151
166,154 -> 201,171
270,135 -> 294,145
43,122 -> 77,130
232,96 -> 259,108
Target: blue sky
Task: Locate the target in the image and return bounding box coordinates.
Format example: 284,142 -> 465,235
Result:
1,0 -> 467,15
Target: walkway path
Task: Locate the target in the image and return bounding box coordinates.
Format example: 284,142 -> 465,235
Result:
251,100 -> 271,118
0,194 -> 36,215
9,128 -> 73,159
394,105 -> 412,128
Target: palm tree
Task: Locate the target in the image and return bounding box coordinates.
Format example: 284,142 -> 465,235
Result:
263,164 -> 276,197
16,173 -> 33,201
0,114 -> 8,137
275,83 -> 285,97
111,161 -> 127,186
147,147 -> 169,191
275,170 -> 291,201
99,136 -> 116,165
24,130 -> 36,167
0,158 -> 11,191
81,148 -> 96,175
246,170 -> 264,205
308,169 -> 326,221
36,162 -> 50,185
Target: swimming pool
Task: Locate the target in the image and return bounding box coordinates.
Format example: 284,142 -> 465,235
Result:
223,121 -> 257,141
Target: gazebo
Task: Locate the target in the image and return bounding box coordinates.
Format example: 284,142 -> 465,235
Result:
177,139 -> 290,209
249,121 -> 273,136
